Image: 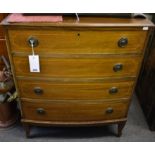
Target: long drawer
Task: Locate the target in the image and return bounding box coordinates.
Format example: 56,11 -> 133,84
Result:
21,99 -> 129,122
13,56 -> 141,78
8,29 -> 147,54
18,80 -> 134,100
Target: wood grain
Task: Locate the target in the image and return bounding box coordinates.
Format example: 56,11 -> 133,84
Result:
21,99 -> 129,122
9,29 -> 147,54
13,56 -> 141,78
17,80 -> 134,100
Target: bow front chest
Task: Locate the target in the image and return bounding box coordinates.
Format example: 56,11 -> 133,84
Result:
2,15 -> 154,137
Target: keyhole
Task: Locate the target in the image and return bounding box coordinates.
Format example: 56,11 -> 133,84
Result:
77,33 -> 80,36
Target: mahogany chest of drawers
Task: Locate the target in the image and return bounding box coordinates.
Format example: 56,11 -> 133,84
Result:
2,15 -> 154,137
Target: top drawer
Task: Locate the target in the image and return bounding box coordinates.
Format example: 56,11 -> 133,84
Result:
8,29 -> 147,54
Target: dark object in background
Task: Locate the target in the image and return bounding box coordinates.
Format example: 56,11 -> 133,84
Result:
0,55 -> 17,128
22,13 -> 147,19
0,14 -> 17,128
23,13 -> 132,18
136,15 -> 155,131
0,13 -> 9,70
0,100 -> 17,128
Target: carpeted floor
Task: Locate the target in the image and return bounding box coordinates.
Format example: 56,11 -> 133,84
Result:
0,94 -> 155,142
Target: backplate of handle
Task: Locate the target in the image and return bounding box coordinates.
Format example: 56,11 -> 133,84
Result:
106,107 -> 114,114
36,108 -> 46,115
109,87 -> 118,94
27,36 -> 39,47
34,87 -> 43,95
118,38 -> 128,47
113,63 -> 123,72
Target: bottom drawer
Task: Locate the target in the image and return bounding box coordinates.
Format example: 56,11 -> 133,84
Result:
21,100 -> 129,122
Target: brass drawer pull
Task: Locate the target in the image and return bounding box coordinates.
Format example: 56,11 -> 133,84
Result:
106,107 -> 114,114
27,36 -> 39,47
36,108 -> 46,115
34,87 -> 43,95
118,38 -> 128,47
113,63 -> 123,72
109,87 -> 118,94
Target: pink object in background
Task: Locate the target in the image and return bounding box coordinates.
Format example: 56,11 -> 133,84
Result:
6,13 -> 63,23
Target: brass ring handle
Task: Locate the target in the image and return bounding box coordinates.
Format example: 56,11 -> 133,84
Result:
34,87 -> 43,95
106,107 -> 114,114
36,108 -> 46,115
118,38 -> 128,47
113,63 -> 123,72
109,87 -> 118,94
27,36 -> 39,47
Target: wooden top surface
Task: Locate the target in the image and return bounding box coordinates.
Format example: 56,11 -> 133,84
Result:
1,15 -> 154,28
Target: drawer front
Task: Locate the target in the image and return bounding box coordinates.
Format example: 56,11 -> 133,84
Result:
9,29 -> 147,54
13,56 -> 141,78
21,100 -> 129,121
18,80 -> 134,100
